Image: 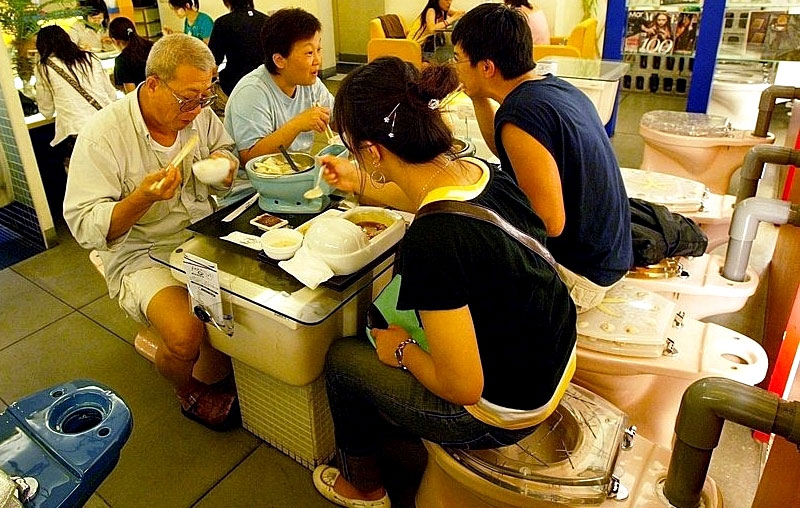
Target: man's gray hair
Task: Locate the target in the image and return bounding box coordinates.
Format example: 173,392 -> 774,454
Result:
145,33 -> 216,81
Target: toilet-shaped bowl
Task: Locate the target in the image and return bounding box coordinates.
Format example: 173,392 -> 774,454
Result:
620,166 -> 735,252
625,253 -> 759,320
639,111 -> 774,194
572,284 -> 767,447
0,380 -> 132,507
416,384 -> 722,507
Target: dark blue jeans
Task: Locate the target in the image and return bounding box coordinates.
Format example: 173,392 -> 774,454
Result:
325,337 -> 535,492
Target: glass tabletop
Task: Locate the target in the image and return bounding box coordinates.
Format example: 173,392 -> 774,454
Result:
536,56 -> 630,82
148,234 -> 394,326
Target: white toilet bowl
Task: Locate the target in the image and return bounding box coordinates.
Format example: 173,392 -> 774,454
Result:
573,284 -> 767,447
708,65 -> 771,131
416,384 -> 722,507
621,166 -> 736,251
639,110 -> 774,194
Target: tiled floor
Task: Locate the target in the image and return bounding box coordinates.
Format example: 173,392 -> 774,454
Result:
0,88 -> 789,507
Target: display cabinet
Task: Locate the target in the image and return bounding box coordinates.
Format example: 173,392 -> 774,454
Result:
603,0 -> 800,113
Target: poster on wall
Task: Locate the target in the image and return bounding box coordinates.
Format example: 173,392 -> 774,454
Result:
673,12 -> 700,54
626,11 -> 676,54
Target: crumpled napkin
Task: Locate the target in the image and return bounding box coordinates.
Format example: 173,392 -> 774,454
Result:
220,231 -> 263,251
279,245 -> 334,290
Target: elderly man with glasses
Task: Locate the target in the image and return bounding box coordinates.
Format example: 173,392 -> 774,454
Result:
64,34 -> 240,431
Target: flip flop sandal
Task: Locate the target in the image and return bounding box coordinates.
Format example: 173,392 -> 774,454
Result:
179,384 -> 240,431
10,476 -> 38,503
312,465 -> 391,508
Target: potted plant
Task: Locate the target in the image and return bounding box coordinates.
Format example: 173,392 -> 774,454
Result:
0,0 -> 84,93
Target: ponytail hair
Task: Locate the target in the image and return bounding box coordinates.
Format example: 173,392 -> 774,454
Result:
333,57 -> 459,165
109,17 -> 154,64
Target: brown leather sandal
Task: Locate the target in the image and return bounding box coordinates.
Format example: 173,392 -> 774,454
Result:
179,382 -> 240,431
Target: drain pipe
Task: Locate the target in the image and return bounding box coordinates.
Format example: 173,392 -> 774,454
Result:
736,145 -> 800,203
753,86 -> 800,139
722,197 -> 800,282
664,377 -> 800,508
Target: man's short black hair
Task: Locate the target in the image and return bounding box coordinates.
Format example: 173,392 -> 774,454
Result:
261,8 -> 321,74
451,4 -> 535,80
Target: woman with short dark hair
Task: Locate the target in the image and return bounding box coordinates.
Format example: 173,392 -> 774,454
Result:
34,25 -> 117,163
70,0 -> 114,52
108,17 -> 154,93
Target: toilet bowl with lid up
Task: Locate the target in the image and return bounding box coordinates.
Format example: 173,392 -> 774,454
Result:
416,384 -> 722,508
573,283 -> 767,447
639,110 -> 774,194
621,166 -> 736,251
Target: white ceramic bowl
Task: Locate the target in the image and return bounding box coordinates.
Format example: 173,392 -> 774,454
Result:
304,218 -> 369,256
261,229 -> 304,260
192,158 -> 230,185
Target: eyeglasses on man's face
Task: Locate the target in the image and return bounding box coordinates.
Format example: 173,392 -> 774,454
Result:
160,79 -> 218,112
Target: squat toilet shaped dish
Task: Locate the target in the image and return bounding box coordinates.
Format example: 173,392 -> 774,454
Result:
572,284 -> 767,447
416,384 -> 722,508
639,110 -> 774,194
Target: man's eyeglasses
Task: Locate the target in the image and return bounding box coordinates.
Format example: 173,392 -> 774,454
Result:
161,79 -> 218,112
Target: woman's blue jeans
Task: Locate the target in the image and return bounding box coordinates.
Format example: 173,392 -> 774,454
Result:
325,337 -> 535,492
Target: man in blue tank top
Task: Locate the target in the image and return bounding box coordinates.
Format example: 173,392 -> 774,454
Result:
452,4 -> 632,311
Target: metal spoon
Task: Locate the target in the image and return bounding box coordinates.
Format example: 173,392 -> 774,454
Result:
278,144 -> 301,173
304,157 -> 324,200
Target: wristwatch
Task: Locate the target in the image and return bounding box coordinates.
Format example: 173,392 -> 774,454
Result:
395,338 -> 420,371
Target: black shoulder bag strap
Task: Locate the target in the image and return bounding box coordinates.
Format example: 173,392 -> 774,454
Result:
416,200 -> 558,270
45,61 -> 103,111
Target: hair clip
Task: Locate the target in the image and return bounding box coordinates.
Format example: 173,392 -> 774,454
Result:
428,99 -> 440,110
126,27 -> 134,35
384,102 -> 400,139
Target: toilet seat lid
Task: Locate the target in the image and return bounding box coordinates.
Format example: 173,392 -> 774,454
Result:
447,384 -> 627,504
576,285 -> 678,358
621,167 -> 708,213
641,110 -> 731,138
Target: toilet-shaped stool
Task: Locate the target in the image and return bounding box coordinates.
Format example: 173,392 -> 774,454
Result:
639,110 -> 774,194
572,283 -> 767,447
89,251 -> 229,384
416,384 -> 723,507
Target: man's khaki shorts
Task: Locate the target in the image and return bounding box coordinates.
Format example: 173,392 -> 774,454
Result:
118,265 -> 184,325
556,264 -> 617,313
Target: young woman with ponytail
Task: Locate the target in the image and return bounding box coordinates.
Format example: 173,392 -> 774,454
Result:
109,17 -> 154,93
311,57 -> 576,507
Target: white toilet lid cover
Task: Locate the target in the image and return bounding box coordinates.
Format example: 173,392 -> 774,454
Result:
621,167 -> 707,213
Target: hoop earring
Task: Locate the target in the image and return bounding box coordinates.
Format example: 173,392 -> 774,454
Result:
369,170 -> 386,189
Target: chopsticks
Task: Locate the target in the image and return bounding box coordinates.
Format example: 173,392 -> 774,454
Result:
155,133 -> 199,191
314,100 -> 335,143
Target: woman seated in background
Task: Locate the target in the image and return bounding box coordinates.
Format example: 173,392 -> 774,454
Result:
412,0 -> 464,61
34,25 -> 117,169
165,0 -> 214,44
503,0 -> 550,44
310,57 -> 577,507
70,0 -> 114,52
108,17 -> 154,93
